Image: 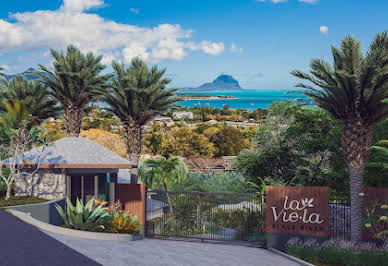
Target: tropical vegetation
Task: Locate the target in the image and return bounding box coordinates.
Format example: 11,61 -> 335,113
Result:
139,156 -> 188,213
287,238 -> 388,266
1,75 -> 60,124
33,45 -> 111,137
291,32 -> 388,242
55,197 -> 141,234
101,59 -> 179,168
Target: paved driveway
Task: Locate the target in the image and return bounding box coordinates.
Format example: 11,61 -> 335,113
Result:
46,232 -> 300,266
0,210 -> 100,266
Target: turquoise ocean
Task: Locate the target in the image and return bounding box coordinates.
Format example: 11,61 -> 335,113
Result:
177,90 -> 308,111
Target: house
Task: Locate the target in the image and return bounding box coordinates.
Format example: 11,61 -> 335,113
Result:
173,111 -> 194,120
2,137 -> 132,203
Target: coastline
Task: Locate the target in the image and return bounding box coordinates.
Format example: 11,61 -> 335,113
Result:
178,94 -> 237,100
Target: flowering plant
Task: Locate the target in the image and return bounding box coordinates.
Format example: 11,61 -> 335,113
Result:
363,196 -> 388,239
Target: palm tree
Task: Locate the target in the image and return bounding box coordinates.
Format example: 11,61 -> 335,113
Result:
2,75 -> 60,124
0,100 -> 29,144
33,45 -> 111,137
291,32 -> 388,242
0,67 -> 4,77
101,58 -> 179,167
138,156 -> 188,213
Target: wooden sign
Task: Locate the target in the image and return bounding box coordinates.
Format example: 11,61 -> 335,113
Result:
266,186 -> 329,237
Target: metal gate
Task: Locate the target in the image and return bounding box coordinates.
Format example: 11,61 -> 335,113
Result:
145,190 -> 266,245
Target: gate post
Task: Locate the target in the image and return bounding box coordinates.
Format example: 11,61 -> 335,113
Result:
265,186 -> 329,251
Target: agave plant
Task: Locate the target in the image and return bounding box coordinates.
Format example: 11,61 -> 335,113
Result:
55,197 -> 111,232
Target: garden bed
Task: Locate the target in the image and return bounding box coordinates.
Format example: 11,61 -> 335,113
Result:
7,209 -> 142,241
0,196 -> 48,207
286,238 -> 388,266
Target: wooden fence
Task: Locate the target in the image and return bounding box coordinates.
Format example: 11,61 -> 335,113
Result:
117,184 -> 146,225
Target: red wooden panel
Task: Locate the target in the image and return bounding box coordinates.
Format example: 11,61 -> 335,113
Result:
117,184 -> 147,225
266,186 -> 329,237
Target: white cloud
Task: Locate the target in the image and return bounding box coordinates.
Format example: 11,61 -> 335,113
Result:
61,0 -> 104,12
186,41 -> 224,55
320,25 -> 329,34
0,65 -> 9,70
130,8 -> 139,14
0,0 -> 224,65
230,43 -> 243,53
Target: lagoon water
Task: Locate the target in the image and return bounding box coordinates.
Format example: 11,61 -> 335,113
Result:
177,90 -> 307,111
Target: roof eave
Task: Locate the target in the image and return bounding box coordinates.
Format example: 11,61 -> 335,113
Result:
2,164 -> 133,169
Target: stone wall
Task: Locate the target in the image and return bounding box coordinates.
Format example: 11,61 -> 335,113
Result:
14,169 -> 66,200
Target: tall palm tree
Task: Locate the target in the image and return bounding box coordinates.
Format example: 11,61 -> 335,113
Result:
138,156 -> 188,213
2,75 -> 60,124
291,32 -> 388,242
33,45 -> 111,137
101,58 -> 179,167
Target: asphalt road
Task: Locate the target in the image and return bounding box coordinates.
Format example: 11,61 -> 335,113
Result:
0,210 -> 100,266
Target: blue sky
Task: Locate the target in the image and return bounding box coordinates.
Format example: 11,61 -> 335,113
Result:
0,0 -> 387,90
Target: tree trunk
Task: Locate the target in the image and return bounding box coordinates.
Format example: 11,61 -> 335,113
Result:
64,106 -> 83,137
5,182 -> 12,200
123,120 -> 143,167
163,182 -> 173,215
343,117 -> 372,242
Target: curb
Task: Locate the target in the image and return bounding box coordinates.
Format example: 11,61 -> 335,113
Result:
7,209 -> 142,241
268,248 -> 315,266
0,198 -> 59,209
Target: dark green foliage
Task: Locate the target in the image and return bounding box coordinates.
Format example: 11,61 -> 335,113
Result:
208,125 -> 250,157
234,101 -> 348,194
365,119 -> 388,187
168,172 -> 250,193
287,244 -> 304,259
34,45 -> 111,109
320,246 -> 342,264
1,75 -> 60,123
102,59 -> 179,126
288,239 -> 388,266
33,45 -> 111,136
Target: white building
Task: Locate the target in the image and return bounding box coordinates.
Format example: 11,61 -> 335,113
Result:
173,111 -> 194,120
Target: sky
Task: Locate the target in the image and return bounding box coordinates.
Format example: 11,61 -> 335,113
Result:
0,0 -> 387,90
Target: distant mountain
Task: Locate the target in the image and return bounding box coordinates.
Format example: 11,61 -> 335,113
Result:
180,75 -> 244,91
0,68 -> 48,88
5,68 -> 42,81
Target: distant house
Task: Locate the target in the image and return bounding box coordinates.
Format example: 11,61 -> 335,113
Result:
2,137 -> 132,202
206,119 -> 218,125
173,111 -> 194,120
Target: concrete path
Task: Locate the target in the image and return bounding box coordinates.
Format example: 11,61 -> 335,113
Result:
0,210 -> 100,266
45,232 -> 300,266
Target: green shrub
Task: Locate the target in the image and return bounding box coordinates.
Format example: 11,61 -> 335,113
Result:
301,246 -> 319,262
287,244 -> 304,259
320,246 -> 342,264
359,250 -> 385,266
55,197 -> 111,232
342,248 -> 360,266
287,238 -> 388,266
106,211 -> 141,234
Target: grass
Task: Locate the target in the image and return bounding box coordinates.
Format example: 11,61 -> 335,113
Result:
0,196 -> 48,207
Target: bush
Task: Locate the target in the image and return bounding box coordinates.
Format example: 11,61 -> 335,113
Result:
287,238 -> 388,266
106,210 -> 140,234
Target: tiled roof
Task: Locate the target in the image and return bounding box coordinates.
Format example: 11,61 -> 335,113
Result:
2,137 -> 131,168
